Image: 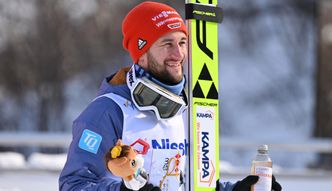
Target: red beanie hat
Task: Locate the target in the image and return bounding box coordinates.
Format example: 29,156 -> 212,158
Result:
122,1 -> 188,63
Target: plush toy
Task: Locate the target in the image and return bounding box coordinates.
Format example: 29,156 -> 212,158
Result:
105,139 -> 148,191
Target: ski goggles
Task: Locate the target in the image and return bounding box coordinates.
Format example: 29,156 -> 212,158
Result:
127,66 -> 187,120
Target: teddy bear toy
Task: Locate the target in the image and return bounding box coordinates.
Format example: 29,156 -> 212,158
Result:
105,139 -> 148,191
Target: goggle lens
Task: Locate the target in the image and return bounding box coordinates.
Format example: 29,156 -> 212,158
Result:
133,83 -> 159,106
156,96 -> 182,118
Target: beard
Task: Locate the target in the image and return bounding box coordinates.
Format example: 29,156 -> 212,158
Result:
146,52 -> 185,85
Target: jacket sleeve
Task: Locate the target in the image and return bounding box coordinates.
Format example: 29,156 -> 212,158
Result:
218,180 -> 235,191
59,97 -> 124,191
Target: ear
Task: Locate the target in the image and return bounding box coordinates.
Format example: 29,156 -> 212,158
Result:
137,53 -> 147,68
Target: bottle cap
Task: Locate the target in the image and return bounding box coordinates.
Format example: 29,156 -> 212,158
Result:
258,144 -> 268,152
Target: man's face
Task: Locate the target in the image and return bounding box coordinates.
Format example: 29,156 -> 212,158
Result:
139,31 -> 187,85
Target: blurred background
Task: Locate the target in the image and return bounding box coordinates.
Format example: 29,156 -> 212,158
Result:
0,0 -> 332,190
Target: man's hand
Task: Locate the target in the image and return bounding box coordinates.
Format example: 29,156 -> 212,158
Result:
232,175 -> 259,191
120,182 -> 161,191
232,175 -> 282,191
271,175 -> 282,191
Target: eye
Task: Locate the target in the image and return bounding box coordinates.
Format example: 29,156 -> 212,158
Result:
162,42 -> 172,47
131,159 -> 136,167
179,41 -> 187,46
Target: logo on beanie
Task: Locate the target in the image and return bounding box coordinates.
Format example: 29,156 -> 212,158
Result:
138,38 -> 147,50
167,22 -> 181,29
152,10 -> 179,21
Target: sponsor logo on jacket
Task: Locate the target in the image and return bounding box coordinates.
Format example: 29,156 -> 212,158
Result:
151,138 -> 188,156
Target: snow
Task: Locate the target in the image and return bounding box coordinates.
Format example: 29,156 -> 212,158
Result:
0,152 -> 25,169
0,152 -> 67,171
0,171 -> 59,191
27,153 -> 67,171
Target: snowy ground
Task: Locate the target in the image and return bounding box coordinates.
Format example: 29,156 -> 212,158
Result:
1,168 -> 332,191
1,146 -> 332,191
0,170 -> 59,191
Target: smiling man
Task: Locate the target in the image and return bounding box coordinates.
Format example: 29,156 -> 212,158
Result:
59,2 -> 189,191
58,2 -> 281,191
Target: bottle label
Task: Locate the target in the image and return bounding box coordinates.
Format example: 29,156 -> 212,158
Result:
253,166 -> 272,191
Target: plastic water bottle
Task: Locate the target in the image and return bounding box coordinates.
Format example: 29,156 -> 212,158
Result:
251,145 -> 272,191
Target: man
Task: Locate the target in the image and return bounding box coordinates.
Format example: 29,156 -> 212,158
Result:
59,1 -> 282,191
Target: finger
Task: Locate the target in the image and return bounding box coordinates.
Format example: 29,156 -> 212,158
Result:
233,175 -> 259,191
272,175 -> 282,191
272,181 -> 282,191
242,175 -> 259,187
140,183 -> 153,191
120,182 -> 132,191
151,186 -> 161,191
216,179 -> 220,191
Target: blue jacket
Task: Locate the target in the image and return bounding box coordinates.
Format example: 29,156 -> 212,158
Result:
59,73 -> 234,191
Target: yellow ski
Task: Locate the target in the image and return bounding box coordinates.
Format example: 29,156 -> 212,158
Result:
185,1 -> 223,190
